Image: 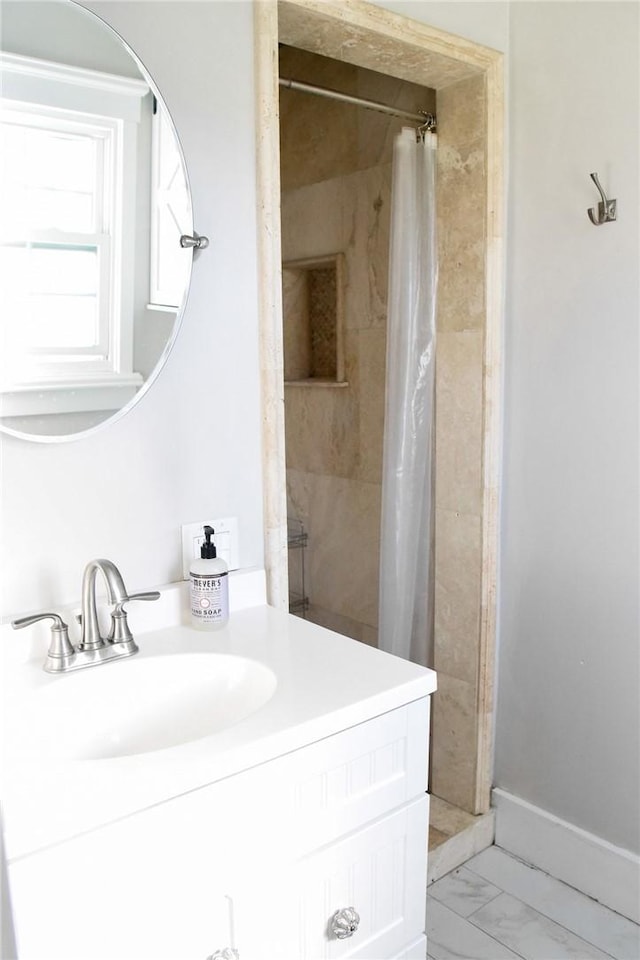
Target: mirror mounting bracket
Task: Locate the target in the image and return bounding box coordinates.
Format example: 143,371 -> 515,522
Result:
180,232 -> 210,250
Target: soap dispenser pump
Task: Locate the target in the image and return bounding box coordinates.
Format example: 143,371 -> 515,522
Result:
189,525 -> 229,631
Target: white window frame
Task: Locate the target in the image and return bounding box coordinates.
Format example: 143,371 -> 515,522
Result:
148,101 -> 192,310
0,52 -> 149,417
2,107 -> 116,371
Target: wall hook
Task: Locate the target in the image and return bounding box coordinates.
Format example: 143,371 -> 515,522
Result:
587,173 -> 617,225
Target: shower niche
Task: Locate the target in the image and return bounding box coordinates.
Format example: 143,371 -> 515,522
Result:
283,253 -> 346,385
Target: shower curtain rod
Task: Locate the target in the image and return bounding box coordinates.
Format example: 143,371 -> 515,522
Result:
279,76 -> 436,129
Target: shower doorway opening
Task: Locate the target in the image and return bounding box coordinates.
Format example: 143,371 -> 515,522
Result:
279,45 -> 436,656
255,0 -> 504,872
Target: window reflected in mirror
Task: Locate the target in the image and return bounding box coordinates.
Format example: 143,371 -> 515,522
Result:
0,0 -> 193,440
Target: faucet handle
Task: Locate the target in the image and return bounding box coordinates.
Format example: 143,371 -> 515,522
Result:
113,591 -> 161,614
116,590 -> 160,606
12,612 -> 76,674
108,591 -> 161,647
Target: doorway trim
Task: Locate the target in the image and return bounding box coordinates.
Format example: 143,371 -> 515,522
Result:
255,0 -> 504,814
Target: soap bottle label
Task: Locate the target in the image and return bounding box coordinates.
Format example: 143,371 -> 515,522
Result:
190,572 -> 229,625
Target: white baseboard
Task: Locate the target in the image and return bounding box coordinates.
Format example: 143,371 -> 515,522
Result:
492,788 -> 640,923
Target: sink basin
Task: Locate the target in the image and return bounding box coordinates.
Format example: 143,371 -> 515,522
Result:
11,653 -> 277,761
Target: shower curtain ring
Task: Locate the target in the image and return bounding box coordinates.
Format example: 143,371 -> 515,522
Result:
416,112 -> 436,141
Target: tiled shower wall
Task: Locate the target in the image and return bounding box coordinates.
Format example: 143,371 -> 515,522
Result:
280,46 -> 435,646
282,164 -> 389,643
432,73 -> 489,811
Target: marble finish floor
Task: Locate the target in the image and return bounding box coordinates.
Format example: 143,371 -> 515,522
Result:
427,845 -> 640,960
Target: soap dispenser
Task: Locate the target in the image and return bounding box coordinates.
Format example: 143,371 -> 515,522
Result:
189,525 -> 229,631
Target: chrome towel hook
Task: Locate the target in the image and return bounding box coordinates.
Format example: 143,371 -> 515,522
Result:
587,173 -> 617,225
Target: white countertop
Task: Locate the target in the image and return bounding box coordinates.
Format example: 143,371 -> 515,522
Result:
2,583 -> 436,863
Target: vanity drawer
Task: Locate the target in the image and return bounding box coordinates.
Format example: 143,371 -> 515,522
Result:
288,698 -> 430,853
166,696 -> 430,861
101,697 -> 430,865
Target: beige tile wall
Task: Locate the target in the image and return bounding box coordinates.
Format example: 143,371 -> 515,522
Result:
432,73 -> 488,810
282,163 -> 392,644
279,45 -> 436,191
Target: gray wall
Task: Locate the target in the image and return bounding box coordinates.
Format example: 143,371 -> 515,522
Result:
0,0 -> 142,75
497,1 -> 640,854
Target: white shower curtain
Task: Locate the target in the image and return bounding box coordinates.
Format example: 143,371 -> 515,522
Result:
378,127 -> 437,666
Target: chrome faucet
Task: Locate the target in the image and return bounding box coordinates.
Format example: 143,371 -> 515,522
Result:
12,559 -> 160,673
80,559 -> 132,651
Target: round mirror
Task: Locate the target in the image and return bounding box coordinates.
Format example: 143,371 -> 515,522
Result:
0,0 -> 193,441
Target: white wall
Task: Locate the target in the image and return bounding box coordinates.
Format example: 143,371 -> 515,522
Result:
497,1 -> 639,855
0,0 -> 264,615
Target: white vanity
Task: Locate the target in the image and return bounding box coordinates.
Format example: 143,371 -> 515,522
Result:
2,582 -> 436,960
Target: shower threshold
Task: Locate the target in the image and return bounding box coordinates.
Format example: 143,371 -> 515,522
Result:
428,796 -> 495,884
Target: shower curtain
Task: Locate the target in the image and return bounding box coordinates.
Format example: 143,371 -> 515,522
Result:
378,127 -> 437,666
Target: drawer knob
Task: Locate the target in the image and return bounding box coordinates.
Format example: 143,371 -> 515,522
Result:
206,950 -> 239,960
331,906 -> 360,939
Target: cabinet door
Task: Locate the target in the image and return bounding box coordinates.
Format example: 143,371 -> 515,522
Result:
8,812 -> 235,959
299,796 -> 428,960
392,934 -> 428,959
237,796 -> 429,960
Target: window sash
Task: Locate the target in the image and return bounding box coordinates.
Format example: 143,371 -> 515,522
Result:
0,52 -> 148,414
1,236 -> 113,381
